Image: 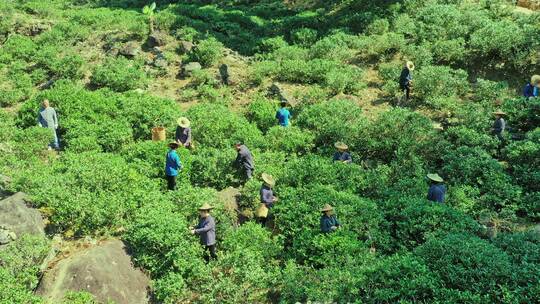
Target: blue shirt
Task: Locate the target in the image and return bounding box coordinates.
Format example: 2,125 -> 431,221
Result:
276,108 -> 291,127
195,215 -> 216,246
320,215 -> 340,233
523,83 -> 538,98
165,149 -> 182,176
260,185 -> 275,208
427,184 -> 446,203
333,151 -> 352,163
38,107 -> 58,129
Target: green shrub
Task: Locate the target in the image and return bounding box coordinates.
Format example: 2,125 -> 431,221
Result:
245,95 -> 277,132
291,27 -> 318,47
413,65 -> 469,100
263,126 -> 314,155
189,37 -> 224,67
91,57 -> 147,92
256,36 -> 288,54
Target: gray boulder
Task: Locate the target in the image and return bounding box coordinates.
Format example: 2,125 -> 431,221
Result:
269,82 -> 292,103
0,192 -> 45,239
178,41 -> 194,54
180,62 -> 202,77
119,42 -> 140,57
37,239 -> 150,304
147,31 -> 167,47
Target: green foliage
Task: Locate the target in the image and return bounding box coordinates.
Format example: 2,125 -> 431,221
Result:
245,96 -> 277,132
60,291 -> 98,304
263,126 -> 314,155
188,37 -> 224,67
91,57 -> 147,92
413,65 -> 469,100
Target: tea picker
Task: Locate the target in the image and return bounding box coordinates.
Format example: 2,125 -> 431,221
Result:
257,173 -> 278,228
234,142 -> 254,180
164,142 -> 182,191
191,203 -> 217,262
398,61 -> 414,104
492,110 -> 507,141
275,100 -> 292,127
426,173 -> 446,203
38,99 -> 60,150
320,204 -> 341,233
333,142 -> 352,164
175,117 -> 192,148
523,75 -> 540,98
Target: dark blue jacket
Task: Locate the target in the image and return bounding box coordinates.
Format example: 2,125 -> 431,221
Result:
427,184 -> 446,203
523,83 -> 538,98
320,215 -> 340,233
195,215 -> 216,246
399,67 -> 413,88
333,151 -> 352,163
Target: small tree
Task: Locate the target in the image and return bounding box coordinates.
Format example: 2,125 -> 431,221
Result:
142,2 -> 156,33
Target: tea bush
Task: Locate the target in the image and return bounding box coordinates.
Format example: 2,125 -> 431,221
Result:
91,57 -> 147,92
188,37 -> 224,67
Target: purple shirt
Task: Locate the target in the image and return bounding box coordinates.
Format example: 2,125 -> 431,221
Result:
175,126 -> 192,146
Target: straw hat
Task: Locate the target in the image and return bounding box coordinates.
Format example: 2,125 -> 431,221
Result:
432,123 -> 444,131
198,203 -> 214,211
168,142 -> 179,149
334,142 -> 348,150
427,173 -> 444,183
492,110 -> 506,116
406,61 -> 415,71
320,204 -> 333,212
531,75 -> 540,85
177,117 -> 191,128
261,173 -> 275,187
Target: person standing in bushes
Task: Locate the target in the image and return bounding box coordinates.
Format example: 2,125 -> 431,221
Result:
191,203 -> 217,262
275,100 -> 292,127
165,142 -> 182,191
234,142 -> 254,180
399,61 -> 414,103
522,75 -> 540,98
175,117 -> 192,148
492,110 -> 507,141
333,142 -> 352,163
426,173 -> 446,203
320,204 -> 340,233
257,173 -> 278,228
37,99 -> 60,150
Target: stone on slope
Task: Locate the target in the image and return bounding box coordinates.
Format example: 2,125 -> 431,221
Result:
0,192 -> 45,240
37,239 -> 150,304
180,62 -> 202,77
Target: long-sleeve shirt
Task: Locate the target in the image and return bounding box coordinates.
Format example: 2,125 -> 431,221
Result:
235,145 -> 254,170
275,108 -> 291,127
195,215 -> 216,246
38,107 -> 58,129
399,67 -> 412,88
260,184 -> 276,208
523,83 -> 538,98
175,126 -> 192,146
492,118 -> 506,136
333,151 -> 352,163
427,184 -> 446,203
320,215 -> 340,233
165,150 -> 182,176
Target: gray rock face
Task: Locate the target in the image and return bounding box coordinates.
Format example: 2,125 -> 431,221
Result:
178,41 -> 194,54
180,62 -> 202,77
147,31 -> 167,47
119,42 -> 140,57
153,53 -> 168,68
269,82 -> 292,103
0,192 -> 45,240
37,239 -> 150,304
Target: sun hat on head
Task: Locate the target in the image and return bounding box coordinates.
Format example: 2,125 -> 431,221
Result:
406,61 -> 415,71
492,110 -> 506,116
531,75 -> 540,85
177,117 -> 191,128
261,173 -> 275,187
168,142 -> 179,149
320,204 -> 333,212
198,203 -> 214,211
334,142 -> 348,150
427,173 -> 444,183
432,123 -> 444,131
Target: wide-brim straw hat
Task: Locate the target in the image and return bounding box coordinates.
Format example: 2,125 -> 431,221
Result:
492,110 -> 506,116
261,173 -> 276,187
168,142 -> 179,149
320,204 -> 333,212
432,123 -> 444,131
427,173 -> 444,183
334,142 -> 348,150
531,74 -> 540,85
177,117 -> 191,128
406,61 -> 415,71
198,203 -> 214,211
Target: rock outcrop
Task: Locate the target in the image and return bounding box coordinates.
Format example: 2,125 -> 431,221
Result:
0,192 -> 45,243
37,239 -> 150,304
